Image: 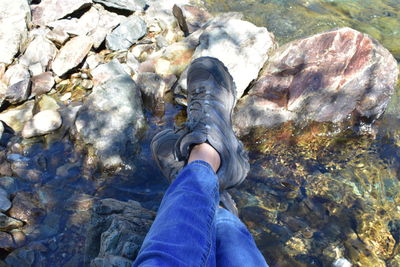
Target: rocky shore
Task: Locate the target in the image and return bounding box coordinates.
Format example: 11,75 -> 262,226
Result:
0,0 -> 399,266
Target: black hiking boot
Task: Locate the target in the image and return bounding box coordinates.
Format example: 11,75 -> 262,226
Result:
175,56 -> 250,190
151,128 -> 239,216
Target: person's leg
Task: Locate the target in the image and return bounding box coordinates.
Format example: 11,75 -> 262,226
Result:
216,207 -> 269,267
133,144 -> 221,267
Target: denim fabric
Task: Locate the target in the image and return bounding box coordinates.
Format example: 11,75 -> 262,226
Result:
133,160 -> 268,267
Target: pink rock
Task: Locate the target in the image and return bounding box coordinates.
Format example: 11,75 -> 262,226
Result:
30,72 -> 55,97
233,27 -> 399,136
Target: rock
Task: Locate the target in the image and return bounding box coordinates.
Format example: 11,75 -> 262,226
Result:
0,232 -> 15,250
180,5 -> 212,34
0,100 -> 34,132
10,230 -> 26,248
37,95 -> 60,111
0,177 -> 25,195
2,79 -> 31,105
32,0 -> 92,26
9,191 -> 46,225
5,247 -> 36,266
136,72 -> 176,114
93,0 -> 146,12
30,72 -> 55,97
0,213 -> 24,231
0,188 -> 11,212
46,28 -> 70,45
233,28 -> 399,136
175,14 -> 276,99
91,59 -> 127,87
3,64 -> 30,86
75,60 -> 146,169
0,0 -> 30,64
84,198 -> 155,266
20,35 -> 58,76
106,16 -> 147,51
22,110 -> 63,138
52,36 -> 93,77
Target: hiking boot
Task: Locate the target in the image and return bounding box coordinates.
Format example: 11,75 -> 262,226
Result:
175,56 -> 250,190
151,128 -> 239,216
151,129 -> 185,183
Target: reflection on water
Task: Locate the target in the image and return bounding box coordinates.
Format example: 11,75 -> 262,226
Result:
204,0 -> 400,265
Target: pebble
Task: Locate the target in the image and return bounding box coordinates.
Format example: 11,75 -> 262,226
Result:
0,188 -> 11,212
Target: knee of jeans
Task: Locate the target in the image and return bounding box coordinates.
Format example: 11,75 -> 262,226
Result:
215,207 -> 243,228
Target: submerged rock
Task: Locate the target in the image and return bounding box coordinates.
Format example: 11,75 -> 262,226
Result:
9,191 -> 46,225
0,188 -> 11,212
106,16 -> 147,51
75,61 -> 146,169
233,27 -> 399,135
0,0 -> 30,64
22,110 -> 63,138
0,213 -> 23,231
52,36 -> 93,77
84,198 -> 155,266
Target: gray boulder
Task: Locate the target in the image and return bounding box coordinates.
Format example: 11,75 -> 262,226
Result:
84,198 -> 155,266
75,60 -> 146,169
106,15 -> 147,51
93,0 -> 146,12
0,0 -> 30,65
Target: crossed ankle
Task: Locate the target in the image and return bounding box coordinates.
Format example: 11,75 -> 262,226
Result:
188,143 -> 221,172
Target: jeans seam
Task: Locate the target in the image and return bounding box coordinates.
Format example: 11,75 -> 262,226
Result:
200,176 -> 218,266
188,160 -> 216,175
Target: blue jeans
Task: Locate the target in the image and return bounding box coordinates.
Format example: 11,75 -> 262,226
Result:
133,161 -> 268,267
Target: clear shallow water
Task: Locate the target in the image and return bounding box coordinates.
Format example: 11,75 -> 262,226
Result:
202,0 -> 400,266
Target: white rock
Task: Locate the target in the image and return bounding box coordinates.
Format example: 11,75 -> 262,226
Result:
332,258 -> 352,267
52,36 -> 93,77
3,64 -> 30,86
176,14 -> 276,99
0,0 -> 31,64
22,110 -> 63,138
31,0 -> 92,26
20,35 -> 58,76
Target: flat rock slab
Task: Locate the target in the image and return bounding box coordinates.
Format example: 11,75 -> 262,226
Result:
106,15 -> 147,51
32,0 -> 92,26
52,36 -> 93,77
75,60 -> 146,169
0,0 -> 30,65
233,27 -> 399,136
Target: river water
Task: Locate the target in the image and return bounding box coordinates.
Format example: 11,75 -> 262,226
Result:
201,0 -> 400,266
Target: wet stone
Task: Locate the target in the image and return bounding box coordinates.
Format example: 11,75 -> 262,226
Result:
5,246 -> 36,266
0,213 -> 23,231
0,188 -> 11,212
0,232 -> 15,250
9,191 -> 46,225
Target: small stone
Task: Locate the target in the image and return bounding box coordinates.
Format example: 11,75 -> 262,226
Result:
0,177 -> 23,195
38,95 -> 59,111
3,64 -> 30,86
0,188 -> 11,212
30,72 -> 55,97
0,232 -> 15,250
0,213 -> 23,231
60,92 -> 72,102
0,100 -> 34,132
46,28 -> 69,45
20,35 -> 58,76
137,72 -> 169,114
10,230 -> 26,247
22,110 -> 62,138
4,79 -> 31,104
93,0 -> 146,12
52,36 -> 93,77
9,191 -> 45,225
106,16 -> 147,51
5,247 -> 35,266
